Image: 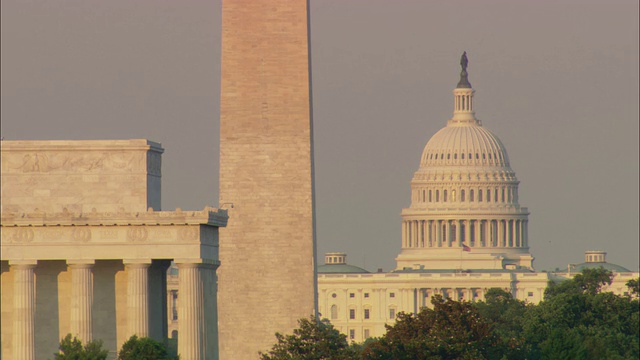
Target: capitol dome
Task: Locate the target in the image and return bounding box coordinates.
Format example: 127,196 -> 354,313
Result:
420,124 -> 510,169
396,53 -> 533,271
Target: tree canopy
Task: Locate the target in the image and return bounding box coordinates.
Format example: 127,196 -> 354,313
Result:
51,334 -> 108,360
259,316 -> 359,360
265,268 -> 638,360
117,335 -> 177,360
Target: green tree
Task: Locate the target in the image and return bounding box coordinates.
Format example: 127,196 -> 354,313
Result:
51,333 -> 109,360
260,316 -> 359,360
362,295 -> 504,360
117,335 -> 177,360
474,288 -> 531,359
626,277 -> 640,298
544,267 -> 614,299
524,278 -> 639,359
573,267 -> 614,295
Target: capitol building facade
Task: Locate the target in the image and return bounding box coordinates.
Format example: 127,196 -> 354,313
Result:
315,59 -> 637,343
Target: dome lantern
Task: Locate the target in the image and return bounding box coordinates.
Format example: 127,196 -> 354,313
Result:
452,51 -> 477,124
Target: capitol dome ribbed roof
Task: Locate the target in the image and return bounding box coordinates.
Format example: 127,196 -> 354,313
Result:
420,122 -> 511,168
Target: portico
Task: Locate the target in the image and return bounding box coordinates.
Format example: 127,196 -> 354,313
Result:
0,140 -> 227,360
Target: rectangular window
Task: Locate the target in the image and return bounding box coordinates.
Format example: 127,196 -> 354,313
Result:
528,292 -> 534,297
364,293 -> 369,298
390,292 -> 395,298
364,309 -> 370,319
389,308 -> 396,319
349,293 -> 355,298
349,309 -> 355,320
364,329 -> 370,339
349,329 -> 355,340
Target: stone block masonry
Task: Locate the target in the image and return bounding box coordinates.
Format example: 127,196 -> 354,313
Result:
218,0 -> 317,359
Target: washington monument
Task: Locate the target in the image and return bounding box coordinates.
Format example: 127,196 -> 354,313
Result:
217,0 -> 317,358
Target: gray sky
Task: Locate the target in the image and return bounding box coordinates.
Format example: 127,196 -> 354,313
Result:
2,0 -> 638,272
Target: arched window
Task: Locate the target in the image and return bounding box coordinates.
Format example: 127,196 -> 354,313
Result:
447,154 -> 450,160
451,190 -> 456,202
495,188 -> 499,202
436,190 -> 440,202
483,153 -> 486,159
429,190 -> 432,202
470,189 -> 474,202
171,330 -> 178,339
478,189 -> 483,202
331,305 -> 338,320
461,190 -> 465,202
443,190 -> 448,202
476,153 -> 479,159
454,153 -> 457,159
435,154 -> 438,159
501,188 -> 505,202
488,153 -> 492,159
487,189 -> 491,202
461,153 -> 465,159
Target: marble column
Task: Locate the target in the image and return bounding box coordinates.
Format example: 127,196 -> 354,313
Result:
445,221 -> 451,247
513,220 -> 521,247
69,260 -> 95,342
125,260 -> 151,337
178,262 -> 205,359
456,220 -> 462,247
498,220 -> 504,247
401,221 -> 407,248
524,221 -> 528,247
484,220 -> 491,247
418,220 -> 424,247
12,261 -> 37,360
512,220 -> 518,247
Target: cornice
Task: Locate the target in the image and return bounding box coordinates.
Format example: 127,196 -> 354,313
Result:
0,206 -> 228,228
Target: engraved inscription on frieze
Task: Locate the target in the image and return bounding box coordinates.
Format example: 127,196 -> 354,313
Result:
127,227 -> 148,242
46,228 -> 65,241
4,151 -> 145,174
72,228 -> 92,243
178,226 -> 199,241
99,228 -> 119,241
7,228 -> 35,243
148,228 -> 173,241
21,153 -> 50,173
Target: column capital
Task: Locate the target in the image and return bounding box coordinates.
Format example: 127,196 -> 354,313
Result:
67,260 -> 95,267
123,259 -> 152,266
175,259 -> 220,269
9,260 -> 37,267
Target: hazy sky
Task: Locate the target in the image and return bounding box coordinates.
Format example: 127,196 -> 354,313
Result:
2,0 -> 638,272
